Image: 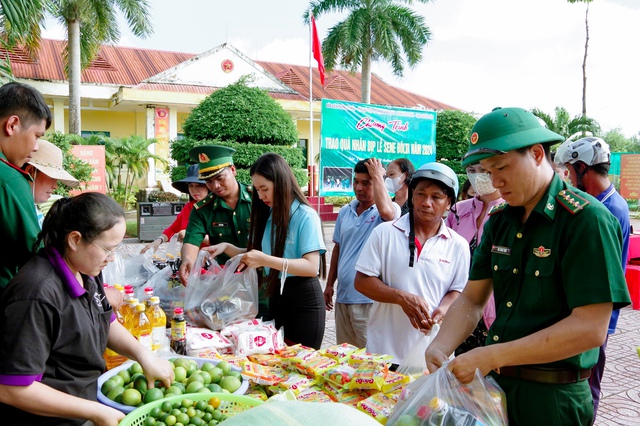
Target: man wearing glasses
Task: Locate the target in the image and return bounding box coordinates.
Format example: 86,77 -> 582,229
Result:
178,145 -> 252,283
424,107 -> 630,425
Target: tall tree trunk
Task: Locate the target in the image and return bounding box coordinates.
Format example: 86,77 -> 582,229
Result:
361,54 -> 372,104
68,19 -> 81,135
581,4 -> 589,117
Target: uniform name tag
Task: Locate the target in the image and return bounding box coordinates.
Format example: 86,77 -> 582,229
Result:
491,245 -> 511,255
212,222 -> 229,227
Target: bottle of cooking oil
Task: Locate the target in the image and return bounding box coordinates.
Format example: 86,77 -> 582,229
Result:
103,284 -> 128,369
148,296 -> 166,352
132,303 -> 153,351
123,297 -> 140,332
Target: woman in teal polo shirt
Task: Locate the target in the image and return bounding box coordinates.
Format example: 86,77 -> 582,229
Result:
206,153 -> 327,349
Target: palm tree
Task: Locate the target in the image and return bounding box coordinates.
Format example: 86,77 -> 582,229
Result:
104,135 -> 167,209
531,106 -> 601,140
48,0 -> 153,134
0,0 -> 48,81
306,0 -> 432,104
568,0 -> 593,116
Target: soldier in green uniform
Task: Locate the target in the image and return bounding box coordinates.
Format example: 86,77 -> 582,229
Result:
178,145 -> 252,283
0,82 -> 52,289
425,107 -> 630,425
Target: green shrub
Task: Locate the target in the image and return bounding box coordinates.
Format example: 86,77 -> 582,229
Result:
147,191 -> 180,202
182,77 -> 298,146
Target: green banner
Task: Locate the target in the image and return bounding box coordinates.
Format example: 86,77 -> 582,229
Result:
319,100 -> 437,196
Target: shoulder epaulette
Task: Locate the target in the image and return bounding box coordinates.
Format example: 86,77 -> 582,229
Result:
194,193 -> 215,210
488,202 -> 508,216
556,189 -> 590,214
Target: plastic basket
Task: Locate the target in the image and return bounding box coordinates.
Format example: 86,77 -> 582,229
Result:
98,356 -> 249,414
119,392 -> 263,426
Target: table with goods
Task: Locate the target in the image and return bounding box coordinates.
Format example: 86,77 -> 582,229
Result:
100,250 -> 507,426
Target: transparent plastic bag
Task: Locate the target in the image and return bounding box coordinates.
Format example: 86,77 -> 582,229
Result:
396,324 -> 442,378
147,265 -> 186,320
184,252 -> 259,330
102,252 -> 125,286
388,361 -> 508,426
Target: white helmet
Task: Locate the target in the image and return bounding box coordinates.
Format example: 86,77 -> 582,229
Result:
554,137 -> 610,166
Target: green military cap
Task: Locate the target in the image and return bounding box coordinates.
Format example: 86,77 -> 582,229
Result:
189,145 -> 236,180
462,107 -> 564,166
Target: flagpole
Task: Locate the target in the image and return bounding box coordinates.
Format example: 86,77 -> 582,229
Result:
309,10 -> 315,198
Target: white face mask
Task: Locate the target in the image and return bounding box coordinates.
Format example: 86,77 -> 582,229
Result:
385,173 -> 405,194
467,172 -> 496,196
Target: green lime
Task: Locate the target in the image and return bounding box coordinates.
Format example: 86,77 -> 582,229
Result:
185,361 -> 198,377
215,361 -> 232,376
130,362 -> 144,375
199,371 -> 212,385
208,368 -> 223,384
164,386 -> 182,396
195,400 -> 208,411
226,371 -> 242,381
155,422 -> 167,426
208,420 -> 219,426
186,381 -> 204,393
176,413 -> 190,425
186,406 -> 197,418
170,408 -> 182,416
172,381 -> 186,392
117,369 -> 131,385
212,410 -> 223,421
190,417 -> 204,426
200,362 -> 215,372
101,378 -> 119,395
207,384 -> 222,393
181,398 -> 194,408
134,375 -> 148,395
173,366 -> 187,383
196,387 -> 212,394
203,413 -> 213,422
161,401 -> 173,412
219,376 -> 241,393
121,388 -> 142,406
144,417 -> 157,426
187,373 -> 204,384
109,374 -> 125,388
144,387 -> 165,404
164,414 -> 177,426
106,385 -> 125,401
150,407 -> 164,419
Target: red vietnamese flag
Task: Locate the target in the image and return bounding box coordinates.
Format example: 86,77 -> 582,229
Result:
311,14 -> 325,85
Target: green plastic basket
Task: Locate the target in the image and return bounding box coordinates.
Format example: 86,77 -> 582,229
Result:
119,392 -> 263,426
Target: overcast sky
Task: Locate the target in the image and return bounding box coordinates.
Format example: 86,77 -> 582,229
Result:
43,0 -> 640,137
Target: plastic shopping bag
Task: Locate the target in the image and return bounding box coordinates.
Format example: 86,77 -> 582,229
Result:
396,324 -> 442,378
102,252 -> 125,286
184,252 -> 259,330
388,362 -> 508,426
147,265 -> 186,320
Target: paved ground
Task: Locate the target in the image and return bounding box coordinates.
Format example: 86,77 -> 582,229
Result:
120,217 -> 640,425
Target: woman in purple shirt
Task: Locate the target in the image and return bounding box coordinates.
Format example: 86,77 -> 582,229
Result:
446,162 -> 503,355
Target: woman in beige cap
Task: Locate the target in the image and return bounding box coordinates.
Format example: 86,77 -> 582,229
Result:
23,139 -> 79,227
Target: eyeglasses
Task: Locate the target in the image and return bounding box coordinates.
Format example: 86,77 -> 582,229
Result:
463,147 -> 508,162
90,240 -> 122,259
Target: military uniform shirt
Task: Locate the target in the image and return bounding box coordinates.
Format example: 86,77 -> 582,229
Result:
183,182 -> 252,264
0,153 -> 40,289
470,174 -> 630,370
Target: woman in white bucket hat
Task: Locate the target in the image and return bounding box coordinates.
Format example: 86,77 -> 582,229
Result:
23,139 -> 79,226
